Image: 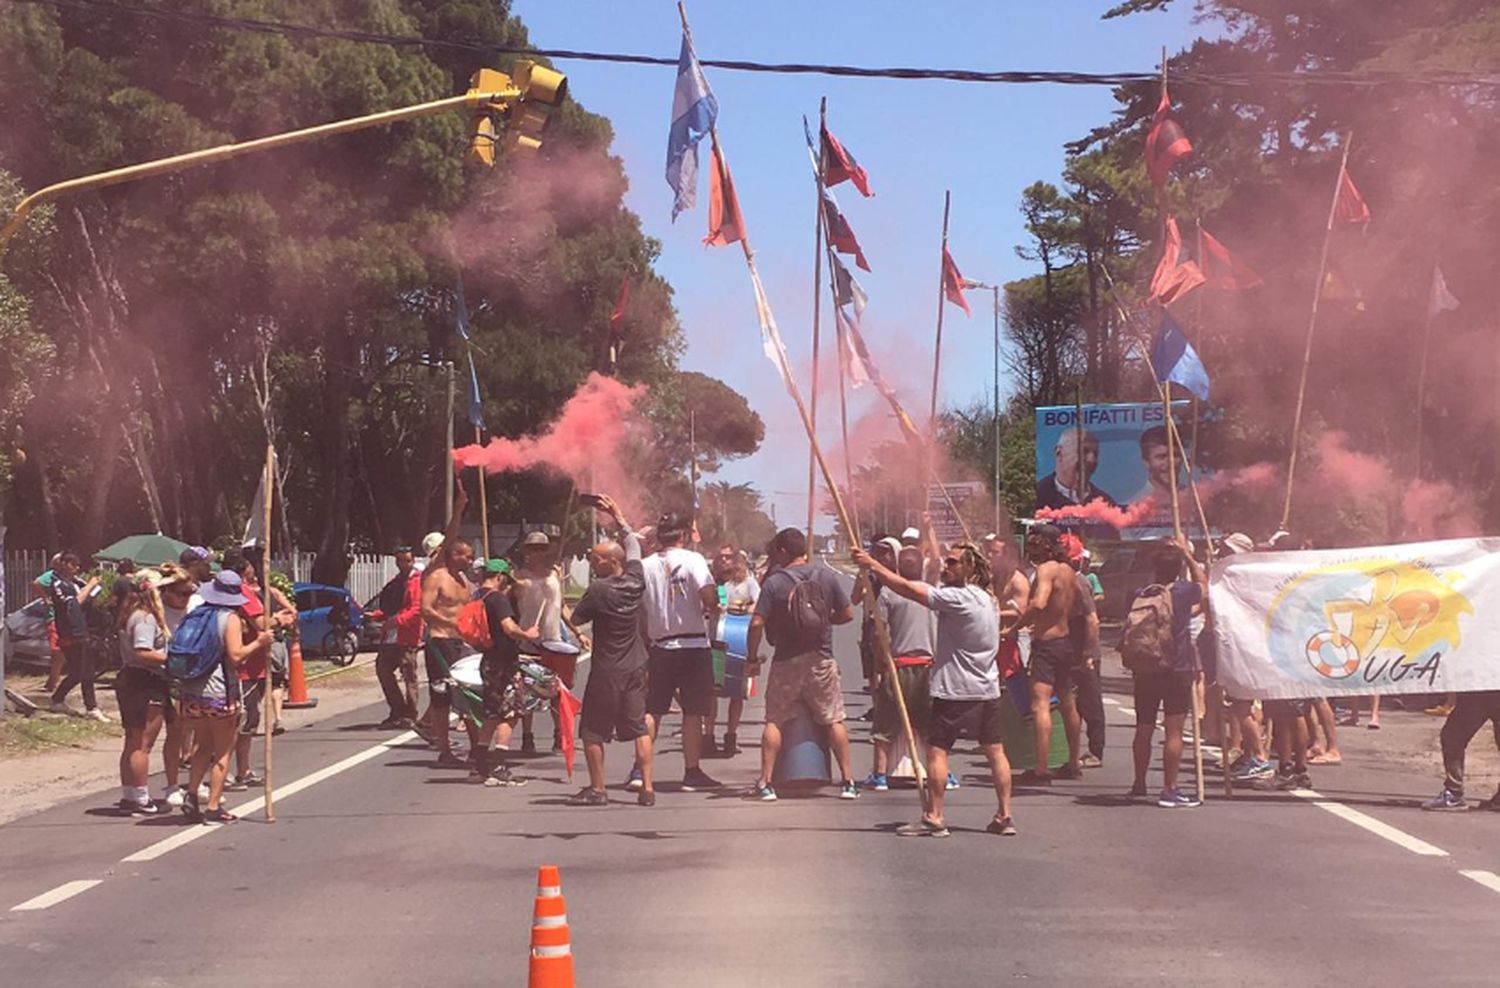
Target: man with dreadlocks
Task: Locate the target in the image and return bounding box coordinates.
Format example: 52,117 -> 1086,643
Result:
855,540 -> 1016,839
1008,523 -> 1083,786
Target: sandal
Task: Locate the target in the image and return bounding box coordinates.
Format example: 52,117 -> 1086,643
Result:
201,807 -> 237,824
1308,752 -> 1343,765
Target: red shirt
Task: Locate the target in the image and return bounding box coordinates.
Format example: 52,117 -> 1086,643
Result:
238,581 -> 267,682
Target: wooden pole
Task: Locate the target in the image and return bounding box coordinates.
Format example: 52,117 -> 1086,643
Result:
992,285 -> 1003,535
929,191 -> 952,435
1412,262 -> 1438,483
444,362 -> 455,525
1162,383 -> 1185,542
806,97 -> 826,550
1281,133 -> 1354,531
262,444 -> 276,823
677,0 -> 927,809
474,425 -> 490,559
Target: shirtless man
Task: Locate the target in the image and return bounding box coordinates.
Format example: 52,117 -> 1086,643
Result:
420,483 -> 472,768
991,539 -> 1031,690
1006,524 -> 1081,785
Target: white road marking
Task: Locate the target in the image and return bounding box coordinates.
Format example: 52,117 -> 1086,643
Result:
1103,696 -> 1120,706
10,880 -> 102,912
1460,870 -> 1500,895
121,730 -> 417,864
1292,789 -> 1449,857
1119,706 -> 1136,717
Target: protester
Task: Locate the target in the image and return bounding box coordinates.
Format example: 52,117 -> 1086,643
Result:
852,536 -> 898,712
1007,525 -> 1083,784
47,551 -> 106,720
856,541 -> 1016,838
705,543 -> 758,757
1423,691 -> 1500,812
864,546 -> 936,792
637,511 -> 722,791
1217,533 -> 1275,783
155,564 -> 199,806
568,495 -> 655,806
181,571 -> 272,824
465,559 -> 540,787
114,571 -> 174,815
244,542 -> 294,736
1121,538 -> 1207,807
179,546 -> 214,585
374,546 -> 420,728
513,530 -> 587,754
1080,550 -> 1104,602
1062,534 -> 1105,769
31,554 -> 65,692
744,527 -> 857,802
418,484 -> 471,766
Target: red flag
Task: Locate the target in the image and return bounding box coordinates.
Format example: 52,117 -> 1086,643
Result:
1149,216 -> 1205,305
1145,88 -> 1193,189
557,683 -> 583,779
1197,226 -> 1263,290
942,246 -> 972,316
821,122 -> 873,197
704,143 -> 745,247
609,275 -> 631,332
1335,169 -> 1370,226
822,191 -> 870,271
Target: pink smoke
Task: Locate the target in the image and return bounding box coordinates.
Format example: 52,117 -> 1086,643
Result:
1035,498 -> 1159,529
1312,432 -> 1481,541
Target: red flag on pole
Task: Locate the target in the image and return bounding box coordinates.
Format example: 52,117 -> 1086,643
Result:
942,245 -> 972,316
704,142 -> 745,247
822,191 -> 871,271
1150,216 -> 1205,305
1334,169 -> 1371,227
1198,226 -> 1263,290
820,122 -> 873,197
1145,88 -> 1193,189
609,275 -> 631,332
557,683 -> 583,779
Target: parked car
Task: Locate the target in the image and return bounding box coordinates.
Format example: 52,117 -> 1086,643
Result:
294,582 -> 365,666
4,598 -> 53,669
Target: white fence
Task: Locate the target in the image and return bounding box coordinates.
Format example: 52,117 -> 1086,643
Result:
4,549 -> 50,614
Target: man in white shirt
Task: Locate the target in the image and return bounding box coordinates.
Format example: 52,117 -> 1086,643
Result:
639,512 -> 723,791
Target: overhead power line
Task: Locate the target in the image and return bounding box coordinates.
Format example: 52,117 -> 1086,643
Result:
10,0 -> 1500,91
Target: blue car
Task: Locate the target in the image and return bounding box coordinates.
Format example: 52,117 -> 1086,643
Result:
293,582 -> 365,665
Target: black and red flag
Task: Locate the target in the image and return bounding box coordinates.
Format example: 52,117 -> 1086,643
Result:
822,190 -> 870,271
1145,86 -> 1193,189
1334,169 -> 1371,227
941,246 -> 972,316
1197,226 -> 1263,290
821,122 -> 873,197
1149,216 -> 1205,305
609,274 -> 631,332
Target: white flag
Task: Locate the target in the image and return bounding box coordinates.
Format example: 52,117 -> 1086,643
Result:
1429,264 -> 1459,317
242,450 -> 279,548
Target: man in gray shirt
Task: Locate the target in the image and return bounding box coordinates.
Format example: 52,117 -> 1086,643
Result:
866,547 -> 936,791
854,542 -> 1016,839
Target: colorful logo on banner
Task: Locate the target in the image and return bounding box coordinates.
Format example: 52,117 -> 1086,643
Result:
1265,560 -> 1472,687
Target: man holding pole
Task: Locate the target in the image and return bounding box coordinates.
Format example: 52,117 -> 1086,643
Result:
1009,524 -> 1083,785
855,541 -> 1016,838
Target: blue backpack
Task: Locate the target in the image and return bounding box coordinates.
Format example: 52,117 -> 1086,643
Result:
165,606 -> 228,682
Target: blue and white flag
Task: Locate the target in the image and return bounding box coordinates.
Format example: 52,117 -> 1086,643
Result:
465,353 -> 486,432
666,33 -> 718,219
1151,310 -> 1210,402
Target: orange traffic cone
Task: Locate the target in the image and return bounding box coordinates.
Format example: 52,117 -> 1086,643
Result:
528,865 -> 574,988
283,636 -> 318,709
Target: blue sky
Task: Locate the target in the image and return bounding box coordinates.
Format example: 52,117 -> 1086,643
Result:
511,1 -> 1207,532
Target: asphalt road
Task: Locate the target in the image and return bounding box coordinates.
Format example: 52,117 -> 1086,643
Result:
4,574 -> 1500,986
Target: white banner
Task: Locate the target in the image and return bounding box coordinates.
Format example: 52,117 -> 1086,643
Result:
1211,537 -> 1500,700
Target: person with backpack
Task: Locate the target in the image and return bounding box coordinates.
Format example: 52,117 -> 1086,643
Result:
744,528 -> 858,802
457,559 -> 541,786
173,571 -> 273,824
1121,537 -> 1208,807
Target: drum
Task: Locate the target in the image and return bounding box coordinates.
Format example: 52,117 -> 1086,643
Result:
536,639 -> 580,689
715,613 -> 754,699
771,702 -> 831,787
716,613 -> 752,657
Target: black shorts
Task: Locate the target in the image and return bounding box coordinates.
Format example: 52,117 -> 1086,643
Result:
1265,698 -> 1311,717
116,667 -> 175,730
424,638 -> 466,700
240,679 -> 266,735
646,646 -> 716,717
581,666 -> 648,743
1133,670 -> 1192,726
927,697 -> 1005,751
1029,637 -> 1080,692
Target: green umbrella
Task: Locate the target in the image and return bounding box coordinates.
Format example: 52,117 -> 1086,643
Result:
94,533 -> 193,567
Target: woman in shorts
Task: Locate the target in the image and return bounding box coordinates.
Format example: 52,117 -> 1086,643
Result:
182,571 -> 272,824
114,571 -> 174,815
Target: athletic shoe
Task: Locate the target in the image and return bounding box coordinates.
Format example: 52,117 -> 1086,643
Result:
638,790 -> 657,807
945,772 -> 961,790
272,724 -> 286,737
1054,763 -> 1082,781
722,733 -> 739,757
565,787 -> 608,807
376,716 -> 407,730
1423,790 -> 1469,812
681,768 -> 722,791
1157,788 -> 1201,809
1231,757 -> 1275,783
84,707 -> 109,722
1079,753 -> 1103,769
435,750 -> 467,769
224,777 -> 248,792
484,765 -> 523,788
236,772 -> 264,788
180,791 -> 201,821
839,780 -> 860,800
1476,791 -> 1500,812
1272,767 -> 1310,791
50,701 -> 78,716
743,782 -> 777,802
896,818 -> 950,838
985,816 -> 1019,836
1127,782 -> 1148,799
862,772 -> 889,792
466,769 -> 487,785
118,798 -> 161,816
162,786 -> 187,809
520,734 -> 537,755
551,734 -> 564,753
1015,770 -> 1053,787
625,767 -> 644,791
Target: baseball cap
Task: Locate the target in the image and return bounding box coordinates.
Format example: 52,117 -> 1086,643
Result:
874,536 -> 902,557
179,545 -> 212,565
657,511 -> 689,535
522,531 -> 551,547
421,531 -> 445,556
484,558 -> 512,575
1221,532 -> 1255,555
900,527 -> 921,543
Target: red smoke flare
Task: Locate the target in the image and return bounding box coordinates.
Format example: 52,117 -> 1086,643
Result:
1035,498 -> 1160,529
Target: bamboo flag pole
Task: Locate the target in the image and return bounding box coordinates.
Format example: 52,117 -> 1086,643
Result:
818,99 -> 861,549
261,444 -> 276,823
1412,260 -> 1439,483
928,191 -> 952,435
805,98 -> 826,549
678,1 -> 928,810
474,426 -> 490,560
1281,133 -> 1355,531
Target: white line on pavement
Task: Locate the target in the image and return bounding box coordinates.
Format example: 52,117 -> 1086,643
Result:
1119,706 -> 1136,717
10,880 -> 102,912
1459,870 -> 1500,895
1292,789 -> 1449,857
1103,697 -> 1119,706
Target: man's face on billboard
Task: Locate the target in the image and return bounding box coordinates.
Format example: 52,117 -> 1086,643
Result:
1143,441 -> 1174,490
1055,432 -> 1098,488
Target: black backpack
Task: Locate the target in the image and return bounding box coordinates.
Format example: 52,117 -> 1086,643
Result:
782,568 -> 831,642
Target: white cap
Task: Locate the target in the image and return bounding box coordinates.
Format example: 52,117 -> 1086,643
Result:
1080,549 -> 1092,560
421,531 -> 445,557
1222,532 -> 1255,555
900,527 -> 921,542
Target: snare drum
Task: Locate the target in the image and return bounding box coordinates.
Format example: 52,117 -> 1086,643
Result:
535,639 -> 580,689
714,613 -> 754,699
449,654 -> 484,690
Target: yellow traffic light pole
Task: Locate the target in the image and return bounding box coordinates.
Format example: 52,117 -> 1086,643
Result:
0,86 -> 520,257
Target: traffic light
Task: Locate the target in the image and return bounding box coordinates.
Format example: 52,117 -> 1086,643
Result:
463,61 -> 568,167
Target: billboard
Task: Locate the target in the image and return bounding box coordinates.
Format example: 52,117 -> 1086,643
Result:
1034,401 -> 1210,539
925,482 -> 987,545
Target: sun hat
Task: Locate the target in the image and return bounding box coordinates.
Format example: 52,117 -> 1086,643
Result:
421,531 -> 445,557
198,570 -> 249,607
